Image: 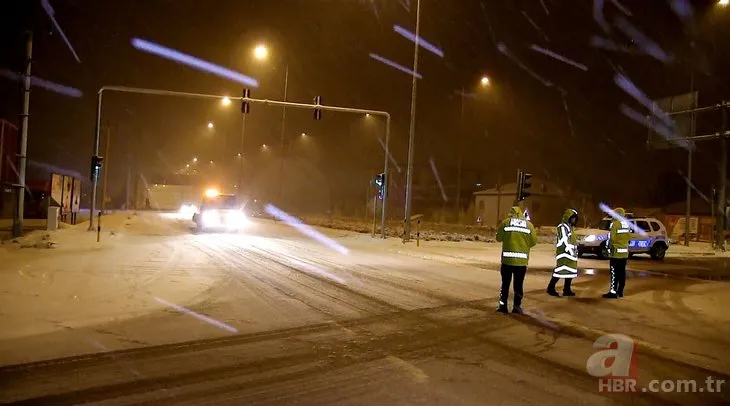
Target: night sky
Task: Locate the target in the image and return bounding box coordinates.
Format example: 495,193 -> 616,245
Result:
1,0 -> 729,214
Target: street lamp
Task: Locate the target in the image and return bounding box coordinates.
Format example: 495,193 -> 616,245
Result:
254,44 -> 268,60
192,157 -> 198,163
720,0 -> 728,6
221,96 -> 231,106
252,43 -> 290,206
454,75 -> 492,210
207,122 -> 214,129
365,113 -> 371,118
301,132 -> 307,137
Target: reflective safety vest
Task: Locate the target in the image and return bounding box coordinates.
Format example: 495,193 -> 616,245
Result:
497,216 -> 538,266
608,220 -> 631,259
553,222 -> 578,279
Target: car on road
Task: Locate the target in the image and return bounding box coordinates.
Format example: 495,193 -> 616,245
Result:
192,192 -> 247,232
576,216 -> 670,260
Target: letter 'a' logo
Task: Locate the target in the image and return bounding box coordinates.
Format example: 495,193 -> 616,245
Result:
586,334 -> 638,379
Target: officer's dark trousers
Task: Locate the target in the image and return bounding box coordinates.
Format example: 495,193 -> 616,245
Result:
609,258 -> 627,295
500,264 -> 527,308
548,276 -> 572,293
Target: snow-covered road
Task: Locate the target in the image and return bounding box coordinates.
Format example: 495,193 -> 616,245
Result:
0,211 -> 728,405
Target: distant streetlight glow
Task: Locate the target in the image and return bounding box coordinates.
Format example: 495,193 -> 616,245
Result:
720,0 -> 729,6
192,157 -> 198,162
480,76 -> 490,86
254,44 -> 269,60
221,96 -> 231,106
301,132 -> 307,137
210,160 -> 214,164
365,113 -> 371,118
186,164 -> 190,168
207,122 -> 214,129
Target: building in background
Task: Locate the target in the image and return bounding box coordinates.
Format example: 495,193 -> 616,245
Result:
473,177 -> 596,227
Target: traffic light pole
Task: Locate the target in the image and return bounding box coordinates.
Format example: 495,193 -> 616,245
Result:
242,96 -> 392,238
658,102 -> 730,250
89,86 -> 392,238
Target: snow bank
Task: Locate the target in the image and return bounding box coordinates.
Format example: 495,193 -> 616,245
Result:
0,211 -> 191,252
301,215 -> 556,244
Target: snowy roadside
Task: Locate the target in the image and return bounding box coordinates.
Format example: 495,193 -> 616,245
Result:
300,215 -> 557,244
298,215 -> 730,259
0,211 -> 219,364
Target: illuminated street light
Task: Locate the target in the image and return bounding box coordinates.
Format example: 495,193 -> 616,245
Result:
720,0 -> 729,6
237,153 -> 242,157
365,113 -> 371,118
207,122 -> 214,129
209,160 -> 214,165
480,76 -> 490,86
221,96 -> 231,106
254,44 -> 268,60
186,164 -> 190,168
301,132 -> 307,137
192,157 -> 198,163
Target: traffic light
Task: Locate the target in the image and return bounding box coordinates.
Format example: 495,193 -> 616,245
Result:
374,172 -> 385,200
241,88 -> 251,114
91,155 -> 104,180
313,95 -> 322,120
517,170 -> 532,201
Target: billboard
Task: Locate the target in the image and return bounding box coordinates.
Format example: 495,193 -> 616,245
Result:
71,178 -> 81,213
62,176 -> 73,214
647,91 -> 697,150
50,173 -> 64,207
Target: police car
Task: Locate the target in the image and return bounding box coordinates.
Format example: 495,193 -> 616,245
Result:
575,216 -> 669,260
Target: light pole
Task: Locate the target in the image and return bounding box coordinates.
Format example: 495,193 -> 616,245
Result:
403,0 -> 422,241
277,64 -> 290,206
238,114 -> 247,197
250,44 -> 289,206
455,75 -> 490,210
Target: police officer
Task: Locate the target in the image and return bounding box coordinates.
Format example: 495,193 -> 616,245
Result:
603,207 -> 631,299
496,206 -> 538,314
547,208 -> 579,297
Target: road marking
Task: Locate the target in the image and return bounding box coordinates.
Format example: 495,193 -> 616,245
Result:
386,355 -> 429,383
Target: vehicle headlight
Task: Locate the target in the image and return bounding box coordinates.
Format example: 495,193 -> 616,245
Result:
179,204 -> 197,216
225,211 -> 247,228
584,234 -> 597,242
201,210 -> 220,227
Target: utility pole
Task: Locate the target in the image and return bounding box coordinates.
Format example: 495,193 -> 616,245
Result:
101,126 -> 111,212
684,73 -> 696,246
238,113 -> 247,198
455,85 -> 464,211
403,0 -> 422,241
12,31 -> 32,238
717,102 -> 727,250
277,64 -> 290,207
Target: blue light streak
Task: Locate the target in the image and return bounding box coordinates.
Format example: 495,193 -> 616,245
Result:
0,69 -> 82,98
265,204 -> 349,255
393,25 -> 444,57
530,45 -> 588,71
131,38 -> 259,87
369,53 -> 423,79
599,203 -> 648,237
